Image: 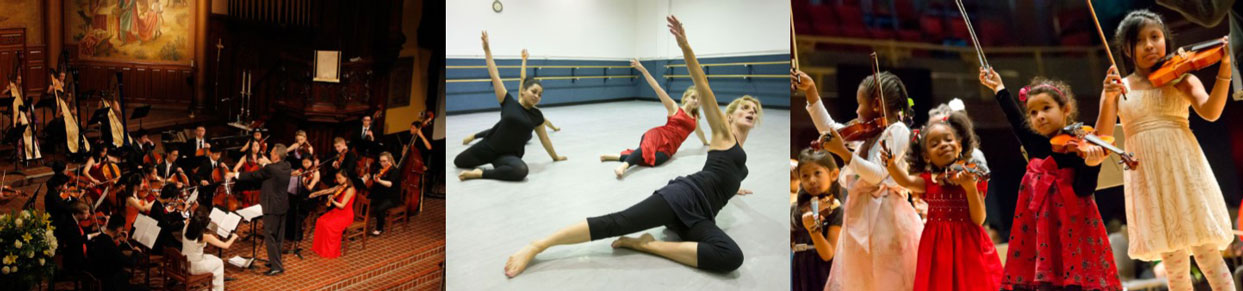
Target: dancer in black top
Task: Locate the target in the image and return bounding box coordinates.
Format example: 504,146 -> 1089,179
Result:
455,33 -> 566,181
504,16 -> 763,277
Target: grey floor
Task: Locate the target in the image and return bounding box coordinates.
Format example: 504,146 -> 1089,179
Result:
445,100 -> 791,290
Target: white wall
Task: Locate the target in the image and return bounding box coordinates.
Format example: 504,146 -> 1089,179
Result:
446,0 -> 789,60
634,0 -> 791,59
446,0 -> 637,59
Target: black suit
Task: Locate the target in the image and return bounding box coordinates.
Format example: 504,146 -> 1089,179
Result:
87,233 -> 140,291
194,158 -> 222,205
324,151 -> 357,186
156,161 -> 181,181
236,159 -> 291,271
52,214 -> 89,274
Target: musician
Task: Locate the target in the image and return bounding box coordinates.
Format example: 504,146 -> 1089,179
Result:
52,201 -> 91,276
284,157 -> 319,253
120,174 -> 154,232
228,143 -> 292,276
362,152 -> 396,236
400,120 -> 431,213
239,129 -> 267,155
87,214 -> 147,291
285,130 -> 315,162
181,126 -> 211,168
194,148 -> 225,205
84,145 -> 120,186
234,133 -> 265,206
152,184 -> 188,251
45,161 -> 72,218
182,208 -> 239,291
354,115 -> 377,155
157,149 -> 187,188
326,137 -> 356,186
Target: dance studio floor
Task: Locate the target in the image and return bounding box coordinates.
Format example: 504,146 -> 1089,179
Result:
446,100 -> 791,290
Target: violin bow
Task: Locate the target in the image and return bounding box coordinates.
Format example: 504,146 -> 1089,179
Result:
1086,0 -> 1128,100
870,52 -> 890,127
954,0 -> 990,71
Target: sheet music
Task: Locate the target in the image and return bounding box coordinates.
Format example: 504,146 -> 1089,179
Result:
130,214 -> 160,249
209,208 -> 242,238
187,188 -> 199,204
236,204 -> 263,221
227,256 -> 253,268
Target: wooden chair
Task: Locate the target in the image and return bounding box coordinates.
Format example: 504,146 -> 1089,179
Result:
384,194 -> 409,231
162,247 -> 213,291
342,193 -> 371,256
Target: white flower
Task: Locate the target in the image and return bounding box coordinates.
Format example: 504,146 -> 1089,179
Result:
13,265 -> 19,273
14,240 -> 21,248
38,258 -> 43,266
2,266 -> 9,274
15,218 -> 22,227
20,210 -> 28,218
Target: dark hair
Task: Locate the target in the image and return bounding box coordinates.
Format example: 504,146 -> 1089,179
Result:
1019,77 -> 1078,131
336,169 -> 354,188
50,161 -> 66,173
521,77 -> 541,91
795,148 -> 841,201
1115,9 -> 1176,70
908,110 -> 979,173
160,183 -> 179,200
106,212 -> 125,231
857,71 -> 912,124
185,209 -> 210,242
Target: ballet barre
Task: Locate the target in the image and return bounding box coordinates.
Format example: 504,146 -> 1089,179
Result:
446,75 -> 638,83
663,61 -> 790,68
662,74 -> 788,79
446,65 -> 632,69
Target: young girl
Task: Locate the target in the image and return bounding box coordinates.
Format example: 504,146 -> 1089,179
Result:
1094,10 -> 1235,290
979,69 -> 1122,291
793,69 -> 923,291
791,148 -> 843,291
599,59 -> 707,178
879,110 -> 1003,291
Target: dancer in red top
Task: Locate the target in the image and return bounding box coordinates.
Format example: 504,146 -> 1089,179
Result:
600,59 -> 707,178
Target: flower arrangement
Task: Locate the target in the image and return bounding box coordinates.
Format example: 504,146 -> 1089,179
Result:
0,210 -> 57,289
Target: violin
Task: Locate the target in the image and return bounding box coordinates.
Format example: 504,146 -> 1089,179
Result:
1149,37 -> 1227,87
933,160 -> 991,185
1049,123 -> 1140,170
365,165 -> 391,188
839,52 -> 893,142
326,185 -> 350,208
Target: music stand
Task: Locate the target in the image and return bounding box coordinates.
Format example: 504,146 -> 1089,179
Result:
88,108 -> 110,125
3,124 -> 27,172
130,105 -> 151,130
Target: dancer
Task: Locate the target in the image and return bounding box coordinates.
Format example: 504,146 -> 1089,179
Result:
793,67 -> 923,291
978,68 -> 1122,291
600,59 -> 707,178
455,33 -> 566,182
503,15 -> 761,277
1094,10 -> 1235,290
879,110 -> 1003,291
790,148 -> 842,291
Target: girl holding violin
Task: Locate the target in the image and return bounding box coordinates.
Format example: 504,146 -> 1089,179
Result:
877,110 -> 1002,291
309,170 -> 357,259
120,174 -> 154,233
1094,10 -> 1236,290
793,68 -> 922,291
789,148 -> 842,291
286,130 -> 316,163
978,69 -> 1121,291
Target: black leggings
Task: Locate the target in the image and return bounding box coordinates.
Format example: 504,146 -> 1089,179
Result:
586,194 -> 744,273
473,128 -> 494,140
454,144 -> 529,181
619,147 -> 670,167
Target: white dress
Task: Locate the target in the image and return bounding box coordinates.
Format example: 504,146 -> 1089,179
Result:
807,101 -> 924,291
1117,80 -> 1233,261
182,226 -> 225,291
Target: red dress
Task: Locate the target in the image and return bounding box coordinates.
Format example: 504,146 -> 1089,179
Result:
239,157 -> 262,207
1002,158 -> 1121,291
619,108 -> 696,166
914,173 -> 1003,291
312,187 -> 355,259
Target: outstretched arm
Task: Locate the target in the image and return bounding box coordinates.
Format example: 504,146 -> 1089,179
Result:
482,31 -> 507,104
519,49 -> 529,91
669,16 -> 729,146
879,141 -> 925,193
535,124 -> 566,161
633,58 -> 677,115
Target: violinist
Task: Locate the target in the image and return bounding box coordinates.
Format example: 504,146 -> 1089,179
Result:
790,148 -> 843,291
182,126 -> 211,168
284,157 -> 319,253
152,184 -> 188,251
120,174 -> 155,232
239,128 -> 268,156
235,132 -> 266,206
326,137 -> 356,186
366,152 -> 398,236
792,67 -> 923,291
1093,10 -> 1236,290
45,161 -> 72,218
52,201 -> 91,276
285,130 -> 315,162
157,149 -> 189,188
87,213 -> 148,291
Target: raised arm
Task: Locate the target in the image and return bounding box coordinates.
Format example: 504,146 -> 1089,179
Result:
534,124 -> 566,161
1094,66 -> 1125,137
519,49 -> 529,91
1178,37 -> 1233,122
794,69 -> 842,133
482,31 -> 507,104
669,16 -> 730,145
633,58 -> 677,115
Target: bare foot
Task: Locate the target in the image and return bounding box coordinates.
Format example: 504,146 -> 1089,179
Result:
600,155 -> 608,162
611,233 -> 655,250
504,243 -> 544,278
462,135 -> 475,145
458,169 -> 483,181
614,164 -> 628,179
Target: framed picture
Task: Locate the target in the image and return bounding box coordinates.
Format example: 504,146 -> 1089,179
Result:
313,50 -> 341,83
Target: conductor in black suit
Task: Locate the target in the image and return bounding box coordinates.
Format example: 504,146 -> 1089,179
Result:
229,143 -> 291,276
